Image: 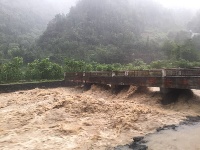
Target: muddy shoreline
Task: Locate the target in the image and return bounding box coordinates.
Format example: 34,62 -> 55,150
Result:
115,116 -> 200,150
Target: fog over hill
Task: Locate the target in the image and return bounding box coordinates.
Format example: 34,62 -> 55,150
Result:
37,0 -> 200,64
0,0 -> 77,62
0,0 -> 200,65
0,0 -> 77,26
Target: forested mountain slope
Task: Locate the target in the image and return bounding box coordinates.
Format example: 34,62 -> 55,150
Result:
0,0 -> 75,62
38,0 -> 196,64
0,0 -> 200,65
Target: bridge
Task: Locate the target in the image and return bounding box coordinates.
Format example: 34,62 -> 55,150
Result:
64,68 -> 200,90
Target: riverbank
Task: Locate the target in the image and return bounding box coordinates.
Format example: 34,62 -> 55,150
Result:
115,116 -> 200,150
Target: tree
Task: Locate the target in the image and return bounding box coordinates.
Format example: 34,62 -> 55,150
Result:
25,58 -> 63,80
0,57 -> 23,83
180,39 -> 199,61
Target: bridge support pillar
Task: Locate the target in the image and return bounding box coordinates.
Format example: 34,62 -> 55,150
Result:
160,88 -> 180,105
83,83 -> 92,91
111,84 -> 129,94
160,88 -> 193,105
160,87 -> 173,94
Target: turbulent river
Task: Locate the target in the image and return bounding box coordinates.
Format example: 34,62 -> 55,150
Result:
1,86 -> 200,149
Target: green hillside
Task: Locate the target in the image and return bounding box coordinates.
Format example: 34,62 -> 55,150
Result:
0,0 -> 75,63
0,0 -> 200,65
37,0 -> 195,64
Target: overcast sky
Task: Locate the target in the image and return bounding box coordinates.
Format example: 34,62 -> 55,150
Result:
65,0 -> 200,11
49,0 -> 200,14
154,0 -> 200,10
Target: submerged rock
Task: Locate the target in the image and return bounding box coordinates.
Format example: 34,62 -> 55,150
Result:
114,136 -> 147,150
156,124 -> 177,132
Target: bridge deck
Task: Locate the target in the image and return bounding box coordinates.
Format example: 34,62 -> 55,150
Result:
64,69 -> 200,89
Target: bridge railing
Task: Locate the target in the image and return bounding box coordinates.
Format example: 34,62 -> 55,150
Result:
64,72 -> 84,82
64,68 -> 200,82
87,71 -> 112,77
165,69 -> 200,76
126,70 -> 162,77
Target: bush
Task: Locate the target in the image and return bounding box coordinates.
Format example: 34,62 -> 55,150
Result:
0,57 -> 23,83
25,58 -> 63,80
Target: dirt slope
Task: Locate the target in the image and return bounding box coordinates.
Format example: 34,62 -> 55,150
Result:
0,85 -> 200,150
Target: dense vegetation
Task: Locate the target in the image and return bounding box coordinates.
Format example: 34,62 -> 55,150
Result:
0,57 -> 144,83
1,57 -> 200,84
37,0 -> 200,64
0,0 -> 75,63
0,57 -> 62,83
1,0 -> 200,83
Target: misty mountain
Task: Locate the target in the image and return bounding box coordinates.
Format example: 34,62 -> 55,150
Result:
1,0 -> 200,64
38,0 -> 195,63
0,0 -> 76,62
188,11 -> 200,32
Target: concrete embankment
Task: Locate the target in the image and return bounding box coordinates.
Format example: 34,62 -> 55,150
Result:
0,81 -> 79,93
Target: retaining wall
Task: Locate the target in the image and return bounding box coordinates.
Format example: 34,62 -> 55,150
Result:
0,81 -> 80,93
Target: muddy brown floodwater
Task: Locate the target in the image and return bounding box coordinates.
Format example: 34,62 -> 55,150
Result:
1,85 -> 200,150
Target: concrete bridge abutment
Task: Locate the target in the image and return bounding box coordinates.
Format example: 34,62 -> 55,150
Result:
160,87 -> 193,105
83,83 -> 93,91
111,84 -> 130,94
